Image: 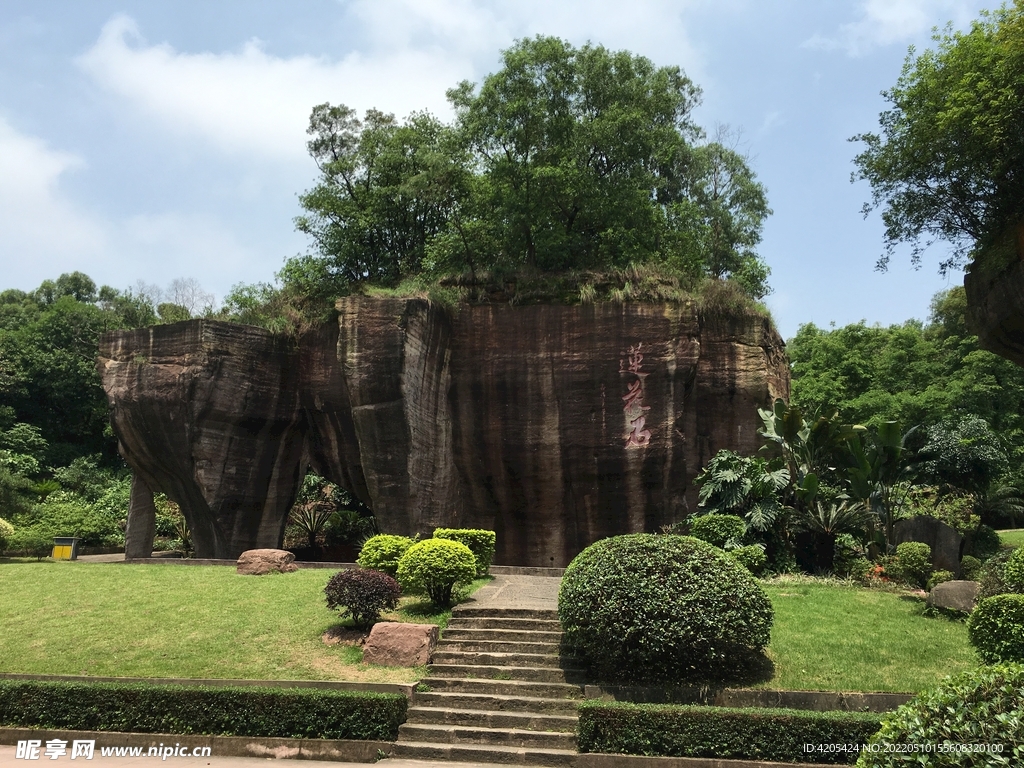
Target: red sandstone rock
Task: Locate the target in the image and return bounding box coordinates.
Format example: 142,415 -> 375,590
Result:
362,622 -> 438,666
236,548 -> 298,575
98,300 -> 789,566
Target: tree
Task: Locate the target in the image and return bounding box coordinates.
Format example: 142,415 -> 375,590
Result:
852,2 -> 1024,271
291,37 -> 773,297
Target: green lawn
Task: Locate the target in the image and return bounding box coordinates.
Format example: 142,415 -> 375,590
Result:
0,561 -> 482,683
0,563 -> 978,694
998,528 -> 1024,548
761,577 -> 976,693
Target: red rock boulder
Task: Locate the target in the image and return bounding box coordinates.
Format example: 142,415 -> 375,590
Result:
237,549 -> 298,576
362,622 -> 438,666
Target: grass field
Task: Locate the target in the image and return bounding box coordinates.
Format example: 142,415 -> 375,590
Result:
0,563 -> 978,693
760,576 -> 976,693
998,528 -> 1024,548
0,562 -> 484,683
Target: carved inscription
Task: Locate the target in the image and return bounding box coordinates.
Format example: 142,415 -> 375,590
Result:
620,343 -> 651,448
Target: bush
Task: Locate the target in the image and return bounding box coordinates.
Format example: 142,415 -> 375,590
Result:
578,701 -> 881,764
855,664 -> 1024,767
0,517 -> 13,553
966,523 -> 1001,560
0,680 -> 406,740
978,548 -> 1016,598
726,544 -> 767,576
893,541 -> 931,588
7,526 -> 54,559
966,594 -> 1024,663
433,528 -> 496,577
324,569 -> 401,629
396,538 -> 476,609
558,534 -> 773,685
356,534 -> 415,576
833,533 -> 868,579
959,554 -> 982,581
1003,546 -> 1024,593
688,514 -> 746,548
926,569 -> 954,591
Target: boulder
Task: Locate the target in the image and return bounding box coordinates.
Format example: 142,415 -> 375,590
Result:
894,516 -> 963,576
362,622 -> 439,667
927,580 -> 980,613
236,549 -> 298,576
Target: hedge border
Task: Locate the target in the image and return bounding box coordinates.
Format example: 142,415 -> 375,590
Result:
577,701 -> 882,765
0,680 -> 406,741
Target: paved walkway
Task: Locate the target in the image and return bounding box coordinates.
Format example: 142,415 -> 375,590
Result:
459,574 -> 561,612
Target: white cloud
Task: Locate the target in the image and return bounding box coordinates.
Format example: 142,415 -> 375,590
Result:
0,116 -> 107,267
803,0 -> 978,57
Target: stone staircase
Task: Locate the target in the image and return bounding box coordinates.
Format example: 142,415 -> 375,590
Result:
391,606 -> 584,765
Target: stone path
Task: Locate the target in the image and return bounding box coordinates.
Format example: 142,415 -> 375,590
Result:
462,574 -> 562,612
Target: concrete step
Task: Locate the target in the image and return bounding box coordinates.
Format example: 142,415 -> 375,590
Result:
437,639 -> 561,655
453,607 -> 559,620
448,617 -> 562,631
418,676 -> 584,699
404,705 -> 578,732
432,650 -> 577,668
398,722 -> 577,750
390,740 -> 577,766
427,663 -> 585,683
443,628 -> 563,643
413,691 -> 581,715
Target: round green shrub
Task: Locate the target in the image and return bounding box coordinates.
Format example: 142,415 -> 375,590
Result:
967,524 -> 1001,560
356,534 -> 415,576
324,568 -> 401,629
558,534 -> 773,685
726,544 -> 767,576
855,663 -> 1024,767
688,514 -> 746,548
967,594 -> 1024,664
433,528 -> 496,577
926,569 -> 954,591
894,541 -> 932,588
0,518 -> 14,553
959,554 -> 982,581
7,527 -> 54,559
396,538 -> 476,609
978,548 -> 1016,598
1003,547 -> 1024,593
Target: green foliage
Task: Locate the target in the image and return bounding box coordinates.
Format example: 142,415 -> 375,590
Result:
324,569 -> 401,629
833,534 -> 870,580
960,554 -> 983,581
894,542 -> 932,589
967,524 -> 1002,561
432,528 -> 495,577
978,548 -> 1017,598
927,570 -> 955,591
918,416 -> 1008,495
6,527 -> 53,559
558,534 -> 773,685
857,664 -> 1024,767
356,534 -> 415,576
1003,546 -> 1024,592
688,513 -> 746,548
967,594 -> 1024,663
0,516 -> 13,552
694,450 -> 788,532
852,3 -> 1024,273
0,680 -> 407,740
577,700 -> 881,764
726,544 -> 767,576
395,538 -> 477,609
291,36 -> 773,301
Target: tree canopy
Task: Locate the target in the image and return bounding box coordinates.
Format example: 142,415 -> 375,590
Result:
852,1 -> 1024,272
291,36 -> 772,300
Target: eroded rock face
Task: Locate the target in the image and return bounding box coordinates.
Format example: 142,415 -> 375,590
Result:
965,258 -> 1024,368
98,300 -> 789,566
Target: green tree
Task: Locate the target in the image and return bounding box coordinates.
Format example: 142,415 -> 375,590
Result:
852,1 -> 1024,271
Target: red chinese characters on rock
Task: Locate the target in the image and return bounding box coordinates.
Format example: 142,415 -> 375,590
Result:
620,343 -> 652,448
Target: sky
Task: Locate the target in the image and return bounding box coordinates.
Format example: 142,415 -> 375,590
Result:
0,0 -> 998,340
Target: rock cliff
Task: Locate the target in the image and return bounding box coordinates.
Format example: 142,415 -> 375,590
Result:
98,299 -> 789,566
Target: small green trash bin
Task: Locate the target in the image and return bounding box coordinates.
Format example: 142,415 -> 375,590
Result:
52,537 -> 79,560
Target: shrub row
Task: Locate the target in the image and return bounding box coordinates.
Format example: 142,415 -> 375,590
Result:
0,680 -> 406,741
433,528 -> 496,577
577,701 -> 882,765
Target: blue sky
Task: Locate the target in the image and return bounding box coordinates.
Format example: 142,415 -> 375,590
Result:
0,0 -> 995,339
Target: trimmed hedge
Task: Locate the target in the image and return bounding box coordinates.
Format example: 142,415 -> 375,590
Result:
688,514 -> 746,548
433,528 -> 496,577
967,593 -> 1024,663
577,701 -> 882,765
356,534 -> 415,576
0,680 -> 406,740
397,538 -> 476,609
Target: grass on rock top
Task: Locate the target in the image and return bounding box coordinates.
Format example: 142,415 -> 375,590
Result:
0,562 -> 485,683
0,563 -> 978,692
